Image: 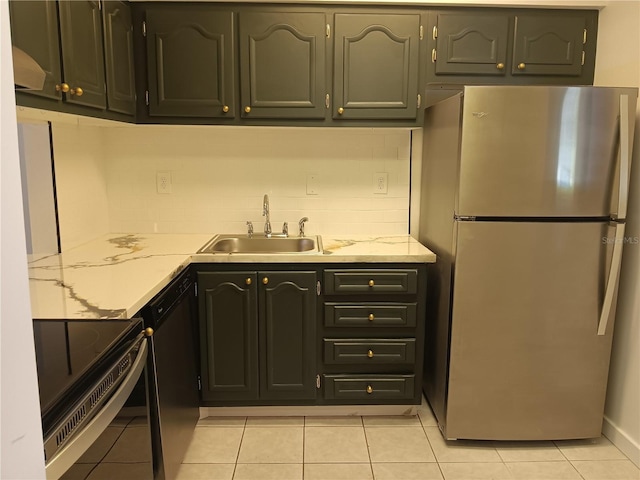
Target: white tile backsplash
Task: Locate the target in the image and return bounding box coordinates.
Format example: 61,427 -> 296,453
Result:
102,126 -> 412,236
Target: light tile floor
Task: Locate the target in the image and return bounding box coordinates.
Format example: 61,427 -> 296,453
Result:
178,399 -> 640,480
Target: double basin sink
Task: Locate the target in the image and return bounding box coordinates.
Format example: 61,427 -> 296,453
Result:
198,234 -> 323,254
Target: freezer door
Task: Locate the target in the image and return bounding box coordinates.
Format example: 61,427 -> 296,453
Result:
446,221 -> 618,440
457,86 -> 637,218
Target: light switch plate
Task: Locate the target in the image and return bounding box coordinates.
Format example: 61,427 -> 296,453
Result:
307,174 -> 319,195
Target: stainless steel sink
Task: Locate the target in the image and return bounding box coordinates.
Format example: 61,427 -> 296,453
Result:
197,234 -> 322,254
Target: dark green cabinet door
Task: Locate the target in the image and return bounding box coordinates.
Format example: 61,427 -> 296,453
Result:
333,14 -> 420,120
239,12 -> 327,119
512,14 -> 586,76
103,1 -> 135,115
259,272 -> 317,400
9,0 -> 61,100
146,8 -> 236,118
58,1 -> 107,109
198,272 -> 259,402
433,12 -> 509,76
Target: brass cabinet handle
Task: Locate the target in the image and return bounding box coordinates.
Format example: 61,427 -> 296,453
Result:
262,277 -> 269,285
367,349 -> 374,358
366,385 -> 373,394
246,278 -> 252,285
222,105 -> 229,113
368,279 -> 375,287
517,62 -> 526,70
70,87 -> 84,96
56,83 -> 70,93
368,313 -> 375,321
337,107 -> 344,115
244,106 -> 251,113
496,63 -> 505,70
144,327 -> 154,337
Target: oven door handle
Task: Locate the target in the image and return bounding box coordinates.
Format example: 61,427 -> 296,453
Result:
45,336 -> 148,480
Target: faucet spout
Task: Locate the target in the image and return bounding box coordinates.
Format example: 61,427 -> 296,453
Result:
262,194 -> 272,237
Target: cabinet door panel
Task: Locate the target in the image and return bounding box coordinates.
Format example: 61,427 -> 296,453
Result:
58,1 -> 107,109
435,13 -> 509,75
334,14 -> 420,119
198,272 -> 258,401
240,12 -> 326,119
512,15 -> 585,76
9,0 -> 61,100
146,9 -> 235,117
103,1 -> 135,115
259,272 -> 316,400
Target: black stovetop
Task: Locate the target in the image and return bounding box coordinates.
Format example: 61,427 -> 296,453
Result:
32,319 -> 142,427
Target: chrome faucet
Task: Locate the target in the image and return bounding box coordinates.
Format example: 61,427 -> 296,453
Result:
262,194 -> 272,237
298,217 -> 309,237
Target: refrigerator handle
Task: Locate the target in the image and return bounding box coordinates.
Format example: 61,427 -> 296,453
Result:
598,223 -> 625,336
616,95 -> 630,220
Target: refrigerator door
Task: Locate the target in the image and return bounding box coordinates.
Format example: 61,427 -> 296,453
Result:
457,86 -> 637,218
445,220 -> 618,440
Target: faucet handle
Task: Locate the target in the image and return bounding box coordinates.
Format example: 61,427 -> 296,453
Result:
246,221 -> 254,237
282,222 -> 289,237
298,217 -> 309,237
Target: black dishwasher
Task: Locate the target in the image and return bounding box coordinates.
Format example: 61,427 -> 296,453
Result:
142,267 -> 200,480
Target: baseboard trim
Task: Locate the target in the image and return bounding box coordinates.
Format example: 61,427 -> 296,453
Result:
602,415 -> 640,467
200,404 -> 417,419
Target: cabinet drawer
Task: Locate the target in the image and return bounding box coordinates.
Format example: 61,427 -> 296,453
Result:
324,270 -> 418,295
323,374 -> 415,400
324,338 -> 416,364
324,303 -> 417,327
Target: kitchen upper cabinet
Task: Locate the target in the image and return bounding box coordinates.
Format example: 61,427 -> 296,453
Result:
9,0 -> 61,101
10,0 -> 135,117
427,9 -> 598,85
145,7 -> 236,118
239,12 -> 327,119
103,1 -> 136,115
198,270 -> 317,404
58,1 -> 107,109
333,13 -> 422,120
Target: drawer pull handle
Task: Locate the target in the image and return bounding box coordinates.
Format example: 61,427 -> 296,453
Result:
262,277 -> 269,285
367,349 -> 374,358
368,279 -> 375,287
366,385 -> 373,394
245,278 -> 252,285
368,313 -> 375,321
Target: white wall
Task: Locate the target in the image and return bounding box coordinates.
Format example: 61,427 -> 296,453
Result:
103,126 -> 411,236
594,0 -> 640,467
52,123 -> 110,251
0,2 -> 46,478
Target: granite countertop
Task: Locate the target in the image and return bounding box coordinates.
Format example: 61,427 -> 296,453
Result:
28,233 -> 436,320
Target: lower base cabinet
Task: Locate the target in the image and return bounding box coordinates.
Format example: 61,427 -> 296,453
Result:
198,270 -> 317,403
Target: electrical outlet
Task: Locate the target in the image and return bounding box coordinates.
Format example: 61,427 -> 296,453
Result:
373,172 -> 388,194
156,172 -> 172,194
307,174 -> 319,195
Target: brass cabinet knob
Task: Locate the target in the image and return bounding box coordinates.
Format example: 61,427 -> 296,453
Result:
496,63 -> 505,70
70,87 -> 84,96
366,385 -> 373,394
262,277 -> 269,285
337,107 -> 344,115
56,83 -> 70,93
368,279 -> 375,287
144,327 -> 154,337
244,106 -> 251,113
367,349 -> 374,358
246,277 -> 252,285
368,313 -> 375,321
517,62 -> 526,70
222,105 -> 229,113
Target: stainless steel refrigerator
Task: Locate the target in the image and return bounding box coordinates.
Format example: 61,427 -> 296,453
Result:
418,85 -> 637,441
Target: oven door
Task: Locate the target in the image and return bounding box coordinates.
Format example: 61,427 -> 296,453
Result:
45,333 -> 155,480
